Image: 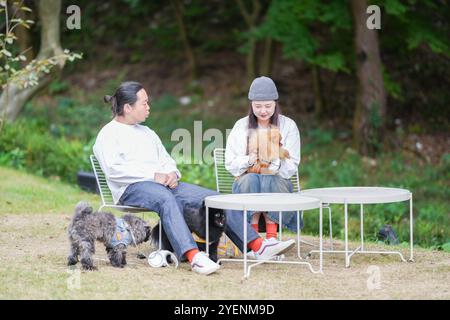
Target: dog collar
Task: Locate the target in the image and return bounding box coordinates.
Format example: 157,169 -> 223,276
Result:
192,232 -> 215,245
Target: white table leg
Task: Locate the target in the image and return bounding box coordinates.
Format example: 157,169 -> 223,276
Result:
327,205 -> 333,250
297,210 -> 301,259
319,202 -> 323,273
345,201 -> 349,268
206,206 -> 209,255
360,204 -> 364,251
158,220 -> 162,251
243,208 -> 248,279
409,194 -> 414,262
279,211 -> 283,241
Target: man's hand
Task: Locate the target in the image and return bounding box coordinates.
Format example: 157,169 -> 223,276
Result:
154,172 -> 178,188
165,171 -> 179,189
154,172 -> 168,185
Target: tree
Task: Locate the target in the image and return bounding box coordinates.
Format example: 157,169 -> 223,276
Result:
0,0 -> 81,123
350,0 -> 386,156
171,0 -> 197,81
235,0 -> 262,84
256,0 -> 351,118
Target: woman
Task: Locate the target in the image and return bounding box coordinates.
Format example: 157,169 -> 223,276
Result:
225,76 -> 302,241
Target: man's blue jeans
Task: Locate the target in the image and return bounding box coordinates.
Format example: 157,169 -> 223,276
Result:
119,181 -> 260,259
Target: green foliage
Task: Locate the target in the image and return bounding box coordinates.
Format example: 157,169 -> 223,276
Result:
442,242 -> 450,253
48,79 -> 70,95
256,0 -> 352,72
378,0 -> 450,56
177,162 -> 216,190
300,130 -> 450,248
0,147 -> 25,169
0,0 -> 82,95
382,66 -> 403,101
0,120 -> 91,183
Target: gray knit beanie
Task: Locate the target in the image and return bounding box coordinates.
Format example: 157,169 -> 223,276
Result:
248,76 -> 279,101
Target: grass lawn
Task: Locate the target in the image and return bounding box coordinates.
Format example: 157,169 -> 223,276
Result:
1,166 -> 449,299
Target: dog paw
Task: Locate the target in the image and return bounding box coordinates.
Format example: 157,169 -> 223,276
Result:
82,265 -> 98,271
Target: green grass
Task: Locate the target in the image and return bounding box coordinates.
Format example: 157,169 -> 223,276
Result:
0,165 -> 449,299
0,166 -> 100,215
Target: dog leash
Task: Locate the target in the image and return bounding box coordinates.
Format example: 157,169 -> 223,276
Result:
124,221 -> 146,259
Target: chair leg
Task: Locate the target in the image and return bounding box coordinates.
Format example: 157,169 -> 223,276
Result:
158,220 -> 162,251
327,205 -> 333,250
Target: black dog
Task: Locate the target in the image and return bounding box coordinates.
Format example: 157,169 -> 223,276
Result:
151,201 -> 227,262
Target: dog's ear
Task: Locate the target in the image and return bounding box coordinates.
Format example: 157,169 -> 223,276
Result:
75,201 -> 93,215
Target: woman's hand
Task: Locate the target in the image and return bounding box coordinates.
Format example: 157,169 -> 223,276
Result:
248,152 -> 258,166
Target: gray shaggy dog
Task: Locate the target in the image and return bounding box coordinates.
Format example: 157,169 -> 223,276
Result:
67,201 -> 151,270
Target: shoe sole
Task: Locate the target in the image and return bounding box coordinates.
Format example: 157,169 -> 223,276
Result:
193,264 -> 220,276
272,240 -> 295,256
256,240 -> 296,260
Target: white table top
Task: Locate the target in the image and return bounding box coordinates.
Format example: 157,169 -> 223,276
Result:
205,193 -> 321,211
300,187 -> 411,204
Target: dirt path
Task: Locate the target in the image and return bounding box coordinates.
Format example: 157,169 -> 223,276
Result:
0,213 -> 449,299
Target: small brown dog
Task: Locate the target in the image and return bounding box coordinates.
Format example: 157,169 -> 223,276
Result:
247,126 -> 290,174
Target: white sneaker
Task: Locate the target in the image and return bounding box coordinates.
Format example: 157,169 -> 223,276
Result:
246,250 -> 285,261
253,238 -> 295,261
191,252 -> 220,275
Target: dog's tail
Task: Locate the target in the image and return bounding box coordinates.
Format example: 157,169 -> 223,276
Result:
150,221 -> 161,248
74,201 -> 93,217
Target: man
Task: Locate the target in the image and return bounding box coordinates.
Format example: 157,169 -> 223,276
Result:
94,81 -> 295,275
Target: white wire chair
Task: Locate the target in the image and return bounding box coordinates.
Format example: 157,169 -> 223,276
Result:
90,155 -> 150,214
213,148 -> 300,193
90,155 -> 164,253
213,148 -> 332,251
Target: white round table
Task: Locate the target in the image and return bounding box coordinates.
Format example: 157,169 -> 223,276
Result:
300,187 -> 414,267
204,193 -> 323,278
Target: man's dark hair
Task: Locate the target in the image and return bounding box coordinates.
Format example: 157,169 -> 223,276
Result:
104,81 -> 144,116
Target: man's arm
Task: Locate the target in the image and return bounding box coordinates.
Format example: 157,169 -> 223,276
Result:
154,132 -> 182,179
94,137 -> 157,184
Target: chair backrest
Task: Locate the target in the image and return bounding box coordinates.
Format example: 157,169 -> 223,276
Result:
90,155 -> 115,207
90,155 -> 150,214
213,148 -> 300,193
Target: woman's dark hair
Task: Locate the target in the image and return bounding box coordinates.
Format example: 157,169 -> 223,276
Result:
104,81 -> 144,116
247,101 -> 281,129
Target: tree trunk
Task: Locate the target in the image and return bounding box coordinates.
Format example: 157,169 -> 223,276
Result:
247,38 -> 256,82
12,2 -> 33,65
0,0 -> 65,122
236,0 -> 261,85
311,64 -> 324,119
171,0 -> 197,81
260,37 -> 274,76
350,0 -> 387,156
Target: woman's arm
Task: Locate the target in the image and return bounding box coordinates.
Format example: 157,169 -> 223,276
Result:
272,120 -> 301,179
225,123 -> 251,177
